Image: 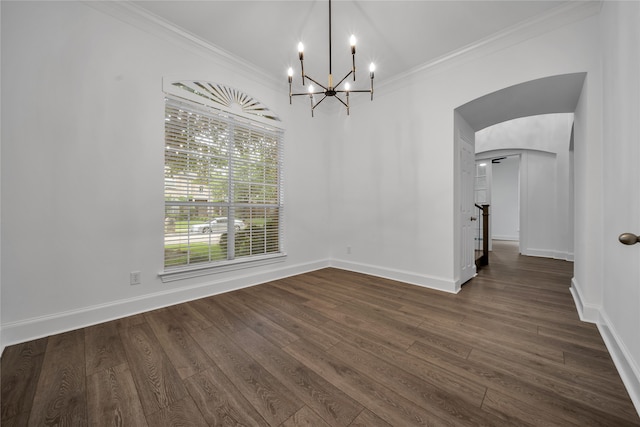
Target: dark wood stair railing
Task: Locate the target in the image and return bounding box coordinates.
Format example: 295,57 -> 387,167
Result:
475,203 -> 490,269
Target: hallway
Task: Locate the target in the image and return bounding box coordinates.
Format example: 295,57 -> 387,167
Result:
463,240 -> 640,424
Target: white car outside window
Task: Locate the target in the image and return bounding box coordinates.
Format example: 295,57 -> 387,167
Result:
190,217 -> 245,234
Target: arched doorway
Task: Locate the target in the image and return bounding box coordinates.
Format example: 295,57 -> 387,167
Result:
453,72 -> 586,288
475,113 -> 575,260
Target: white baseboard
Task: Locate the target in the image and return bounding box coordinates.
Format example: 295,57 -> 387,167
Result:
570,278 -> 640,417
598,311 -> 640,417
492,235 -> 519,241
521,247 -> 574,261
569,277 -> 601,323
330,259 -> 458,294
0,259 -> 330,354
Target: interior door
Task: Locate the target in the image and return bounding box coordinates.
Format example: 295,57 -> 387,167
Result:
460,134 -> 477,285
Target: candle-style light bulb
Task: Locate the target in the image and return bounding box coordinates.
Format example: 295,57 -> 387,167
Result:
308,84 -> 314,94
350,34 -> 356,54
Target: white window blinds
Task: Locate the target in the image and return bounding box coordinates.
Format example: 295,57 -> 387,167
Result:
164,96 -> 284,270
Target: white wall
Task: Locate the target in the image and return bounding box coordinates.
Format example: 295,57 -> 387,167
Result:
597,0 -> 640,411
0,1 -> 3,350
490,156 -> 519,241
520,150 -> 561,257
0,1 -> 331,349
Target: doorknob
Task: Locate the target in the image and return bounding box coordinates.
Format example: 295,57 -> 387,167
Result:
470,216 -> 477,221
618,233 -> 640,245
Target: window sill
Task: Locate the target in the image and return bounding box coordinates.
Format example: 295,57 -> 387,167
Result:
159,253 -> 287,283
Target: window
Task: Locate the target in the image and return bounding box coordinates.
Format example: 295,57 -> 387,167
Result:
163,86 -> 284,276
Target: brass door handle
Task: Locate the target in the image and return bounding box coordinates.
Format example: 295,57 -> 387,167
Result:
618,233 -> 640,245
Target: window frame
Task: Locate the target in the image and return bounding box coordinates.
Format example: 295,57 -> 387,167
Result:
160,86 -> 285,282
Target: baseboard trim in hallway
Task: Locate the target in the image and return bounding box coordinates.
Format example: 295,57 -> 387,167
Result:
598,312 -> 640,416
570,278 -> 640,415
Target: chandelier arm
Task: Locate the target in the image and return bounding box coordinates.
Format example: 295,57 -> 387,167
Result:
334,71 -> 354,90
339,89 -> 371,93
303,75 -> 328,91
334,94 -> 348,109
312,95 -> 328,110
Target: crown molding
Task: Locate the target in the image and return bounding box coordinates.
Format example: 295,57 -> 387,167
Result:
83,1 -> 281,90
379,0 -> 603,92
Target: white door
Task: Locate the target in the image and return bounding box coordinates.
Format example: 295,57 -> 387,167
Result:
460,135 -> 477,284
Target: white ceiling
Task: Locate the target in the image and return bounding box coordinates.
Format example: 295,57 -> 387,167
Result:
133,0 -> 570,87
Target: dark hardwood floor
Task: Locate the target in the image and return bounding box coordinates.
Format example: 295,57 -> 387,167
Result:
2,241 -> 639,426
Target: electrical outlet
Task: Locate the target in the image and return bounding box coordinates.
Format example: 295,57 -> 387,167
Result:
130,271 -> 141,285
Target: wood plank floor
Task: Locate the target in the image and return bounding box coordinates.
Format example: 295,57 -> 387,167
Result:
2,241 -> 639,426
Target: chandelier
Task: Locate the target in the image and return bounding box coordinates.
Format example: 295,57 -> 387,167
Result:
287,0 -> 375,117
